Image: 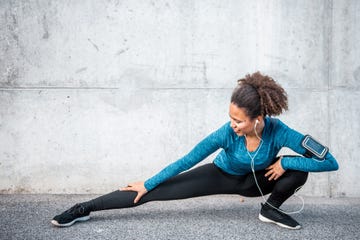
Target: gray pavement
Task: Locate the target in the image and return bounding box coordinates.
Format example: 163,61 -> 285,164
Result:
0,194 -> 359,240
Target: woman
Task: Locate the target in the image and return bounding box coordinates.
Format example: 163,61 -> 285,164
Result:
51,72 -> 338,230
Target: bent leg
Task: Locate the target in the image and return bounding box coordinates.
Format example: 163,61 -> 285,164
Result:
88,163 -> 241,211
234,169 -> 308,207
257,170 -> 308,230
267,170 -> 308,208
233,169 -> 276,197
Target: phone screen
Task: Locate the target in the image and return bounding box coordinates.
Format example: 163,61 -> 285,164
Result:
303,135 -> 328,159
305,138 -> 326,155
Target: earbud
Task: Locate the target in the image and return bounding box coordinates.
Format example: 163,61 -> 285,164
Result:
254,119 -> 259,129
253,119 -> 262,141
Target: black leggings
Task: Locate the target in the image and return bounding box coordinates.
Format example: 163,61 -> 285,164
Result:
86,163 -> 308,212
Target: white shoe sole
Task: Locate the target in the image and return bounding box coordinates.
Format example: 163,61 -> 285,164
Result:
51,216 -> 90,227
259,213 -> 301,230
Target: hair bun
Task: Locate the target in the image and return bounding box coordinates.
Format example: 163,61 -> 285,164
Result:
232,71 -> 288,117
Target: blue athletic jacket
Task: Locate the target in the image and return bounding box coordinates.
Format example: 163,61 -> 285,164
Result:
144,117 -> 339,191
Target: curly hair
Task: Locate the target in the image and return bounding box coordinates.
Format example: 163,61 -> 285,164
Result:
231,71 -> 288,119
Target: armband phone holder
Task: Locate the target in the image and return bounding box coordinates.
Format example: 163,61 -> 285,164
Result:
301,135 -> 329,160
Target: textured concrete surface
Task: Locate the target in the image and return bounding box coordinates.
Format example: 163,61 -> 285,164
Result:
0,194 -> 359,240
0,0 -> 360,197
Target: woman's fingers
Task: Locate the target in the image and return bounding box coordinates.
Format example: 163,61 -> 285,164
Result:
120,183 -> 138,191
120,185 -> 133,191
265,158 -> 285,181
265,166 -> 275,178
268,172 -> 277,181
134,192 -> 145,204
120,181 -> 148,203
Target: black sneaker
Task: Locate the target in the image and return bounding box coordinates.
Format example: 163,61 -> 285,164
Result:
259,203 -> 301,230
51,203 -> 90,227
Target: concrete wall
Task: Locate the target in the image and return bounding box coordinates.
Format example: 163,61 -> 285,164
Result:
0,0 -> 359,197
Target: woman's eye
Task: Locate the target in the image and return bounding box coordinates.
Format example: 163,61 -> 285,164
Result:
230,116 -> 242,124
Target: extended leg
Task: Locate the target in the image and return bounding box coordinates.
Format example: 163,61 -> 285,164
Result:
88,163 -> 242,211
52,163 -> 241,227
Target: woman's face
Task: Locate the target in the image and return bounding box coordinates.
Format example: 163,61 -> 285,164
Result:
229,102 -> 257,136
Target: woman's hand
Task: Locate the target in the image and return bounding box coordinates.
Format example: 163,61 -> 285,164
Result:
120,181 -> 148,204
265,157 -> 286,181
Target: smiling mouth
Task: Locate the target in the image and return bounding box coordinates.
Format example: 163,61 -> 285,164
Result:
233,129 -> 242,134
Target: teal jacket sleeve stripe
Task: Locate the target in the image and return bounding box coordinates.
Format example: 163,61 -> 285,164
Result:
274,119 -> 339,172
144,123 -> 230,191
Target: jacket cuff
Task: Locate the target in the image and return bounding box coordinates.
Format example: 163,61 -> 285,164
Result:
280,157 -> 290,170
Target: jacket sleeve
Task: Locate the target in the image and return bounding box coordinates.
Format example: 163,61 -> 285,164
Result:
273,119 -> 339,172
144,122 -> 232,191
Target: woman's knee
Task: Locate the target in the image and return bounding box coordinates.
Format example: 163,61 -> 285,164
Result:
279,170 -> 309,188
289,171 -> 309,186
273,171 -> 308,194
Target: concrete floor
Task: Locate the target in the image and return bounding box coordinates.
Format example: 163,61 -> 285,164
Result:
0,194 -> 359,240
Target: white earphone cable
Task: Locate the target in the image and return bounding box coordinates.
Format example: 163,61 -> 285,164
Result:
245,120 -> 305,215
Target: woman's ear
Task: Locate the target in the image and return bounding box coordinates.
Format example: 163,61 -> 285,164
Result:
256,116 -> 264,124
